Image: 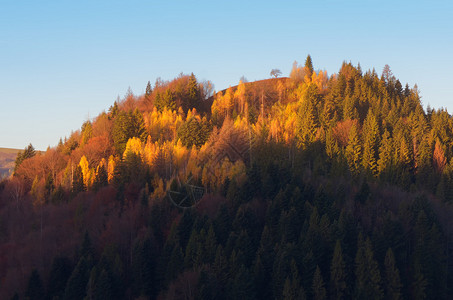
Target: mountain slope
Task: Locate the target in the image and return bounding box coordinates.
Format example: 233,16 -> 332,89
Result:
1,61 -> 453,299
0,148 -> 20,178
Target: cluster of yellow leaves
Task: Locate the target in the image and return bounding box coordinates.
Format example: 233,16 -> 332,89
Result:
144,107 -> 184,142
77,155 -> 113,188
120,135 -> 201,186
267,102 -> 299,144
212,88 -> 233,120
311,70 -> 329,92
107,155 -> 115,183
201,157 -> 246,191
234,80 -> 248,115
79,155 -> 92,188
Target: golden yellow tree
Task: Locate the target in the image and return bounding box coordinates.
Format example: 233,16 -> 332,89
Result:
312,70 -> 329,92
123,137 -> 143,159
143,136 -> 158,167
107,155 -> 116,183
234,80 -> 247,115
173,139 -> 190,172
79,155 -> 92,189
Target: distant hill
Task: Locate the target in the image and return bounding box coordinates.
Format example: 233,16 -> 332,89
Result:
0,148 -> 20,178
3,63 -> 453,299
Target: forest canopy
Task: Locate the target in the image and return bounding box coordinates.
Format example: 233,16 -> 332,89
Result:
1,60 -> 453,299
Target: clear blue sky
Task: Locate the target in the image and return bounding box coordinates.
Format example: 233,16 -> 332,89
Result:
1,0 -> 452,150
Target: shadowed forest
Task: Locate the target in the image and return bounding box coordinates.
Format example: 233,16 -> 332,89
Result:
1,56 -> 453,299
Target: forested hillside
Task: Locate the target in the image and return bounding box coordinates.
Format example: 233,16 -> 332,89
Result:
1,57 -> 453,299
0,148 -> 21,179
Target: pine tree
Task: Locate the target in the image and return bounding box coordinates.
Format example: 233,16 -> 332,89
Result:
282,259 -> 306,300
204,224 -> 218,263
297,84 -> 319,148
228,265 -> 255,300
72,165 -> 85,194
112,109 -> 147,155
14,143 -> 36,173
305,54 -> 314,77
64,256 -> 91,300
384,248 -> 402,300
197,269 -> 220,300
80,231 -> 95,259
81,120 -> 93,145
93,161 -> 108,191
25,269 -> 45,300
283,277 -> 297,300
343,96 -> 354,120
184,228 -> 200,269
330,240 -> 347,300
44,171 -> 55,200
214,204 -> 232,246
187,73 -> 200,111
178,210 -> 196,250
411,264 -> 427,300
312,265 -> 326,300
145,81 -> 153,97
94,269 -> 114,300
377,130 -> 393,177
177,116 -> 211,148
47,256 -> 72,300
213,245 -> 229,285
355,234 -> 383,300
162,89 -> 176,111
362,110 -> 380,175
154,91 -> 164,112
166,243 -> 184,283
345,122 -> 362,174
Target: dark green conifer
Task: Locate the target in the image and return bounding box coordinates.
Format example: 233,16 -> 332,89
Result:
213,245 -> 229,284
362,110 -> 380,175
184,228 -> 200,269
345,122 -> 362,173
47,256 -> 72,300
25,269 -> 45,300
297,84 -> 319,148
312,265 -> 326,300
64,256 -> 91,300
14,143 -> 36,173
72,165 -> 85,194
330,240 -> 346,300
145,80 -> 152,97
384,248 -> 402,300
111,109 -> 147,155
305,54 -> 314,77
187,73 -> 200,111
228,265 -> 255,300
355,234 -> 383,300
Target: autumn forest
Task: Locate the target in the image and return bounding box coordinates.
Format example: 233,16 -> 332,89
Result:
1,56 -> 453,299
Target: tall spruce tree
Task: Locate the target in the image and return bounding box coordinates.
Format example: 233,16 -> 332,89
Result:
145,81 -> 152,97
305,54 -> 314,77
345,122 -> 362,174
14,143 -> 36,173
384,248 -> 402,300
187,73 -> 200,111
330,240 -> 347,300
47,256 -> 72,299
312,265 -> 327,300
25,269 -> 45,300
362,110 -> 380,175
355,234 -> 383,300
297,84 -> 319,148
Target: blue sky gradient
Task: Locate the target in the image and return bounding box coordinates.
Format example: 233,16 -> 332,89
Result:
1,0 -> 452,150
